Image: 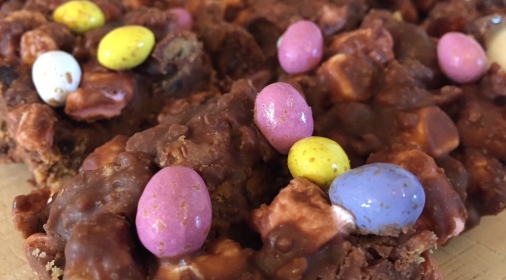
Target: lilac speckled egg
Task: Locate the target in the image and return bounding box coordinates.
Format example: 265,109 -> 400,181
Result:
254,82 -> 314,154
278,20 -> 323,74
328,163 -> 425,234
136,166 -> 212,258
437,32 -> 487,83
168,8 -> 193,31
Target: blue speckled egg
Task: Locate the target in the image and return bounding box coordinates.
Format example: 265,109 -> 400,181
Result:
328,163 -> 425,234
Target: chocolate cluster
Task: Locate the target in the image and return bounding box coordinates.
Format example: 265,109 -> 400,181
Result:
2,0 -> 506,279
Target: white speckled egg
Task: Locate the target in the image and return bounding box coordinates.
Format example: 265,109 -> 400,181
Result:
32,50 -> 82,107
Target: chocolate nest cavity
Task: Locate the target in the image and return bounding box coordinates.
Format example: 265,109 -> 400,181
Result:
2,0 -> 506,279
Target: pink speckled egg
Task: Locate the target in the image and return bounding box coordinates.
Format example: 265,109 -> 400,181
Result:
254,82 -> 314,154
278,20 -> 323,74
136,166 -> 212,258
437,32 -> 487,83
168,8 -> 193,31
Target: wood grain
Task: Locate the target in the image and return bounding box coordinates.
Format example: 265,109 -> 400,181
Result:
0,163 -> 505,279
0,164 -> 37,280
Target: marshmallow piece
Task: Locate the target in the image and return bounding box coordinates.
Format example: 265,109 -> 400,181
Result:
32,50 -> 81,107
486,24 -> 506,71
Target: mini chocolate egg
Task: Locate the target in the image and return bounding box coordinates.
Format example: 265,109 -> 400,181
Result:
329,163 -> 426,234
437,32 -> 487,83
168,8 -> 193,30
32,50 -> 82,107
278,20 -> 324,74
254,82 -> 314,154
53,0 -> 105,34
288,136 -> 350,190
136,166 -> 212,258
98,25 -> 155,71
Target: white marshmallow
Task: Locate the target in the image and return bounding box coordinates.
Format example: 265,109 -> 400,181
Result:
32,50 -> 81,107
331,204 -> 357,234
486,24 -> 506,71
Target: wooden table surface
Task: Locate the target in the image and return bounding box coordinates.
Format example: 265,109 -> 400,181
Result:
1,163 -> 505,280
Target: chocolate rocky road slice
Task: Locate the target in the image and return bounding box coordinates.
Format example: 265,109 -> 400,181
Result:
14,80 -> 440,279
155,177 -> 440,279
0,61 -> 164,192
13,79 -> 283,278
0,0 -> 274,192
298,7 -> 506,233
271,6 -> 505,239
0,7 -> 219,192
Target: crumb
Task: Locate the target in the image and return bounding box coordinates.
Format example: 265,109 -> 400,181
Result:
45,260 -> 54,271
392,11 -> 403,22
45,259 -> 63,279
31,248 -> 40,257
51,266 -> 64,280
31,248 -> 48,258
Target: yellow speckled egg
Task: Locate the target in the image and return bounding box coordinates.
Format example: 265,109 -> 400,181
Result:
97,25 -> 155,71
288,136 -> 350,190
53,0 -> 105,34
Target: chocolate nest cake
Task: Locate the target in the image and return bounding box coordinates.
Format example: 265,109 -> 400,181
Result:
2,0 -> 506,279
